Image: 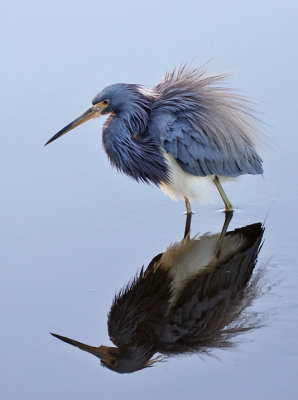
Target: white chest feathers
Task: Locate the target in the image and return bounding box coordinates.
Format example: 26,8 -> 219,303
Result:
159,152 -> 218,203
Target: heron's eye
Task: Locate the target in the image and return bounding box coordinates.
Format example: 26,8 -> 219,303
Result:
103,100 -> 109,106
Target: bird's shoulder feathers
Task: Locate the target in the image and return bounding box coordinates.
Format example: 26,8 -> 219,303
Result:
149,65 -> 263,177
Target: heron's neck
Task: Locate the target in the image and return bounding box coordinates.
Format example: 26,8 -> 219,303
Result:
102,111 -> 169,185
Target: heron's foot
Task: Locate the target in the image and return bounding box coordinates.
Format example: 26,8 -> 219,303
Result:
213,176 -> 234,212
224,202 -> 234,212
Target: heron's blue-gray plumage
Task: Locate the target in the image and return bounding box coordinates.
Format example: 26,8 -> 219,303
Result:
93,83 -> 169,185
150,65 -> 263,177
94,66 -> 262,186
46,64 -> 263,205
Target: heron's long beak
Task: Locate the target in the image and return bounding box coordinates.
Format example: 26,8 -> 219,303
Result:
44,101 -> 108,146
50,332 -> 119,367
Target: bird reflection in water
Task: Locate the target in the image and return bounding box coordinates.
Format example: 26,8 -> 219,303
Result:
52,215 -> 265,373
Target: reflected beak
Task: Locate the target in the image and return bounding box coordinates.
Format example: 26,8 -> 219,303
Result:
50,332 -> 119,367
44,101 -> 108,146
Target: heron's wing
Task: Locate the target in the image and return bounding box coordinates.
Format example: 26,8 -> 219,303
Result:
150,65 -> 263,177
161,118 -> 263,177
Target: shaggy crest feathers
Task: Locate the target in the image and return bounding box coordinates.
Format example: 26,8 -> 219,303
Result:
151,64 -> 263,175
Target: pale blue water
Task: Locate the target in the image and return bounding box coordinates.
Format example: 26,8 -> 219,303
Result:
1,0 -> 298,399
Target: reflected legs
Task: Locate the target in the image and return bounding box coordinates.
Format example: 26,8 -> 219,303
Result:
184,212 -> 192,239
216,211 -> 234,256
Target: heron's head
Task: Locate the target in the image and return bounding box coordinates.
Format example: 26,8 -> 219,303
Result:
51,333 -> 120,368
51,333 -> 156,374
45,83 -> 149,146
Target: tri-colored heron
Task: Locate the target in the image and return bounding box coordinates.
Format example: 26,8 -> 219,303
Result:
45,65 -> 263,213
51,219 -> 264,373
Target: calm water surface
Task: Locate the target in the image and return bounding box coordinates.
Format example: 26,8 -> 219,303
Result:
1,1 -> 297,399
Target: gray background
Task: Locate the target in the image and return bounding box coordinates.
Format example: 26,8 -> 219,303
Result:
1,0 -> 297,399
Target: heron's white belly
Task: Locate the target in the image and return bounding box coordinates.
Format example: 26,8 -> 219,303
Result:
159,152 -> 218,203
159,153 -> 216,203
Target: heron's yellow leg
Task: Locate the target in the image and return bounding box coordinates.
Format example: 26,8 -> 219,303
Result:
213,176 -> 234,212
185,197 -> 192,215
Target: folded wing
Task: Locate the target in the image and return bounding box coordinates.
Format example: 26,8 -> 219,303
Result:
150,65 -> 263,177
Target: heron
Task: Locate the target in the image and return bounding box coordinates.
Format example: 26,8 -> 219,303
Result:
51,219 -> 264,373
45,65 -> 263,213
